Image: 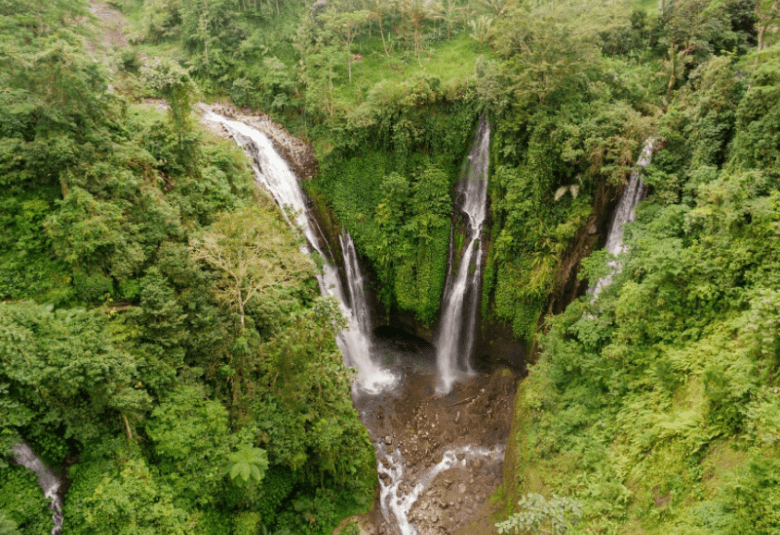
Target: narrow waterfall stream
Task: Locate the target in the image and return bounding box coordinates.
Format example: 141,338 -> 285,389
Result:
12,442 -> 63,535
435,116 -> 490,394
591,138 -> 656,298
338,231 -> 400,394
202,111 -> 397,395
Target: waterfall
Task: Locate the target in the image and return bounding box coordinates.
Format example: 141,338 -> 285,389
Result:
337,231 -> 399,394
203,112 -> 396,395
435,116 -> 490,394
12,442 -> 63,535
590,138 -> 656,298
203,112 -> 321,253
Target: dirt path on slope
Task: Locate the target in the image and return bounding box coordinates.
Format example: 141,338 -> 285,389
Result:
88,2 -> 129,50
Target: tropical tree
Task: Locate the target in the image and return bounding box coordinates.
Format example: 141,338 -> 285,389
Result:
469,15 -> 493,51
189,205 -> 313,329
79,458 -> 192,534
476,0 -> 511,18
396,0 -> 438,66
226,446 -> 269,488
363,0 -> 392,55
492,2 -> 604,105
657,45 -> 692,96
321,5 -> 368,83
757,0 -> 779,51
140,57 -> 198,167
436,0 -> 465,39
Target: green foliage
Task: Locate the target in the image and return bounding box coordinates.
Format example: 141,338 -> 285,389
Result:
0,511 -> 20,535
190,204 -> 313,331
78,456 -> 192,534
0,301 -> 151,444
496,493 -> 582,535
316,84 -> 479,322
478,0 -> 661,338
0,194 -> 73,304
233,512 -> 262,535
0,465 -> 51,535
226,446 -> 269,488
502,47 -> 780,534
321,155 -> 455,322
0,4 -> 376,535
144,386 -> 232,506
9,0 -> 780,534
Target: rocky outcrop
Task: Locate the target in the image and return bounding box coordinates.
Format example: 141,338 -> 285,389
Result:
198,103 -> 318,180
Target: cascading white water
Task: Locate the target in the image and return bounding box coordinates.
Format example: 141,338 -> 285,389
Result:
12,442 -> 63,535
590,138 -> 656,298
338,232 -> 399,394
435,116 -> 490,394
203,112 -> 396,395
203,112 -> 321,252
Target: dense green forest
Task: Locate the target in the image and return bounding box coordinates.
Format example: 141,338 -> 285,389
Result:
2,0 -> 780,533
0,1 -> 376,534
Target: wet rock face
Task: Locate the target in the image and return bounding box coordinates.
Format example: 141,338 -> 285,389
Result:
356,367 -> 517,534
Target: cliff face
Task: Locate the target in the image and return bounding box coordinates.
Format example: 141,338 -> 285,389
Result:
305,164 -> 621,377
544,178 -> 620,318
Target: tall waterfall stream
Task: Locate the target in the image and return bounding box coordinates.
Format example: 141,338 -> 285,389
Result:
203,109 -> 515,535
203,111 -> 398,396
435,115 -> 490,394
591,138 -> 656,298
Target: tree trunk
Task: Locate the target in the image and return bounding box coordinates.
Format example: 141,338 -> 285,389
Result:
379,14 -> 389,56
757,0 -> 778,52
122,414 -> 133,442
238,289 -> 245,329
415,27 -> 422,67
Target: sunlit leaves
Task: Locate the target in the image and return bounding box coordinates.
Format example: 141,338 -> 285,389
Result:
496,493 -> 582,535
226,446 -> 269,488
189,204 -> 313,330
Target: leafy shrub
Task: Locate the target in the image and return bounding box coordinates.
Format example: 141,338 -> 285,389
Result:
496,493 -> 582,535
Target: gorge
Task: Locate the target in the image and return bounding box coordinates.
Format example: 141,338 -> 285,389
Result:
204,106 -> 512,535
3,0 -> 780,534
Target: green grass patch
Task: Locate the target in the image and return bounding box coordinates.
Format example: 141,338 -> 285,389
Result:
332,32 -> 491,110
633,0 -> 659,15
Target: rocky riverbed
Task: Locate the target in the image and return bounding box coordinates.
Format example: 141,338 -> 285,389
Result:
345,365 -> 517,535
